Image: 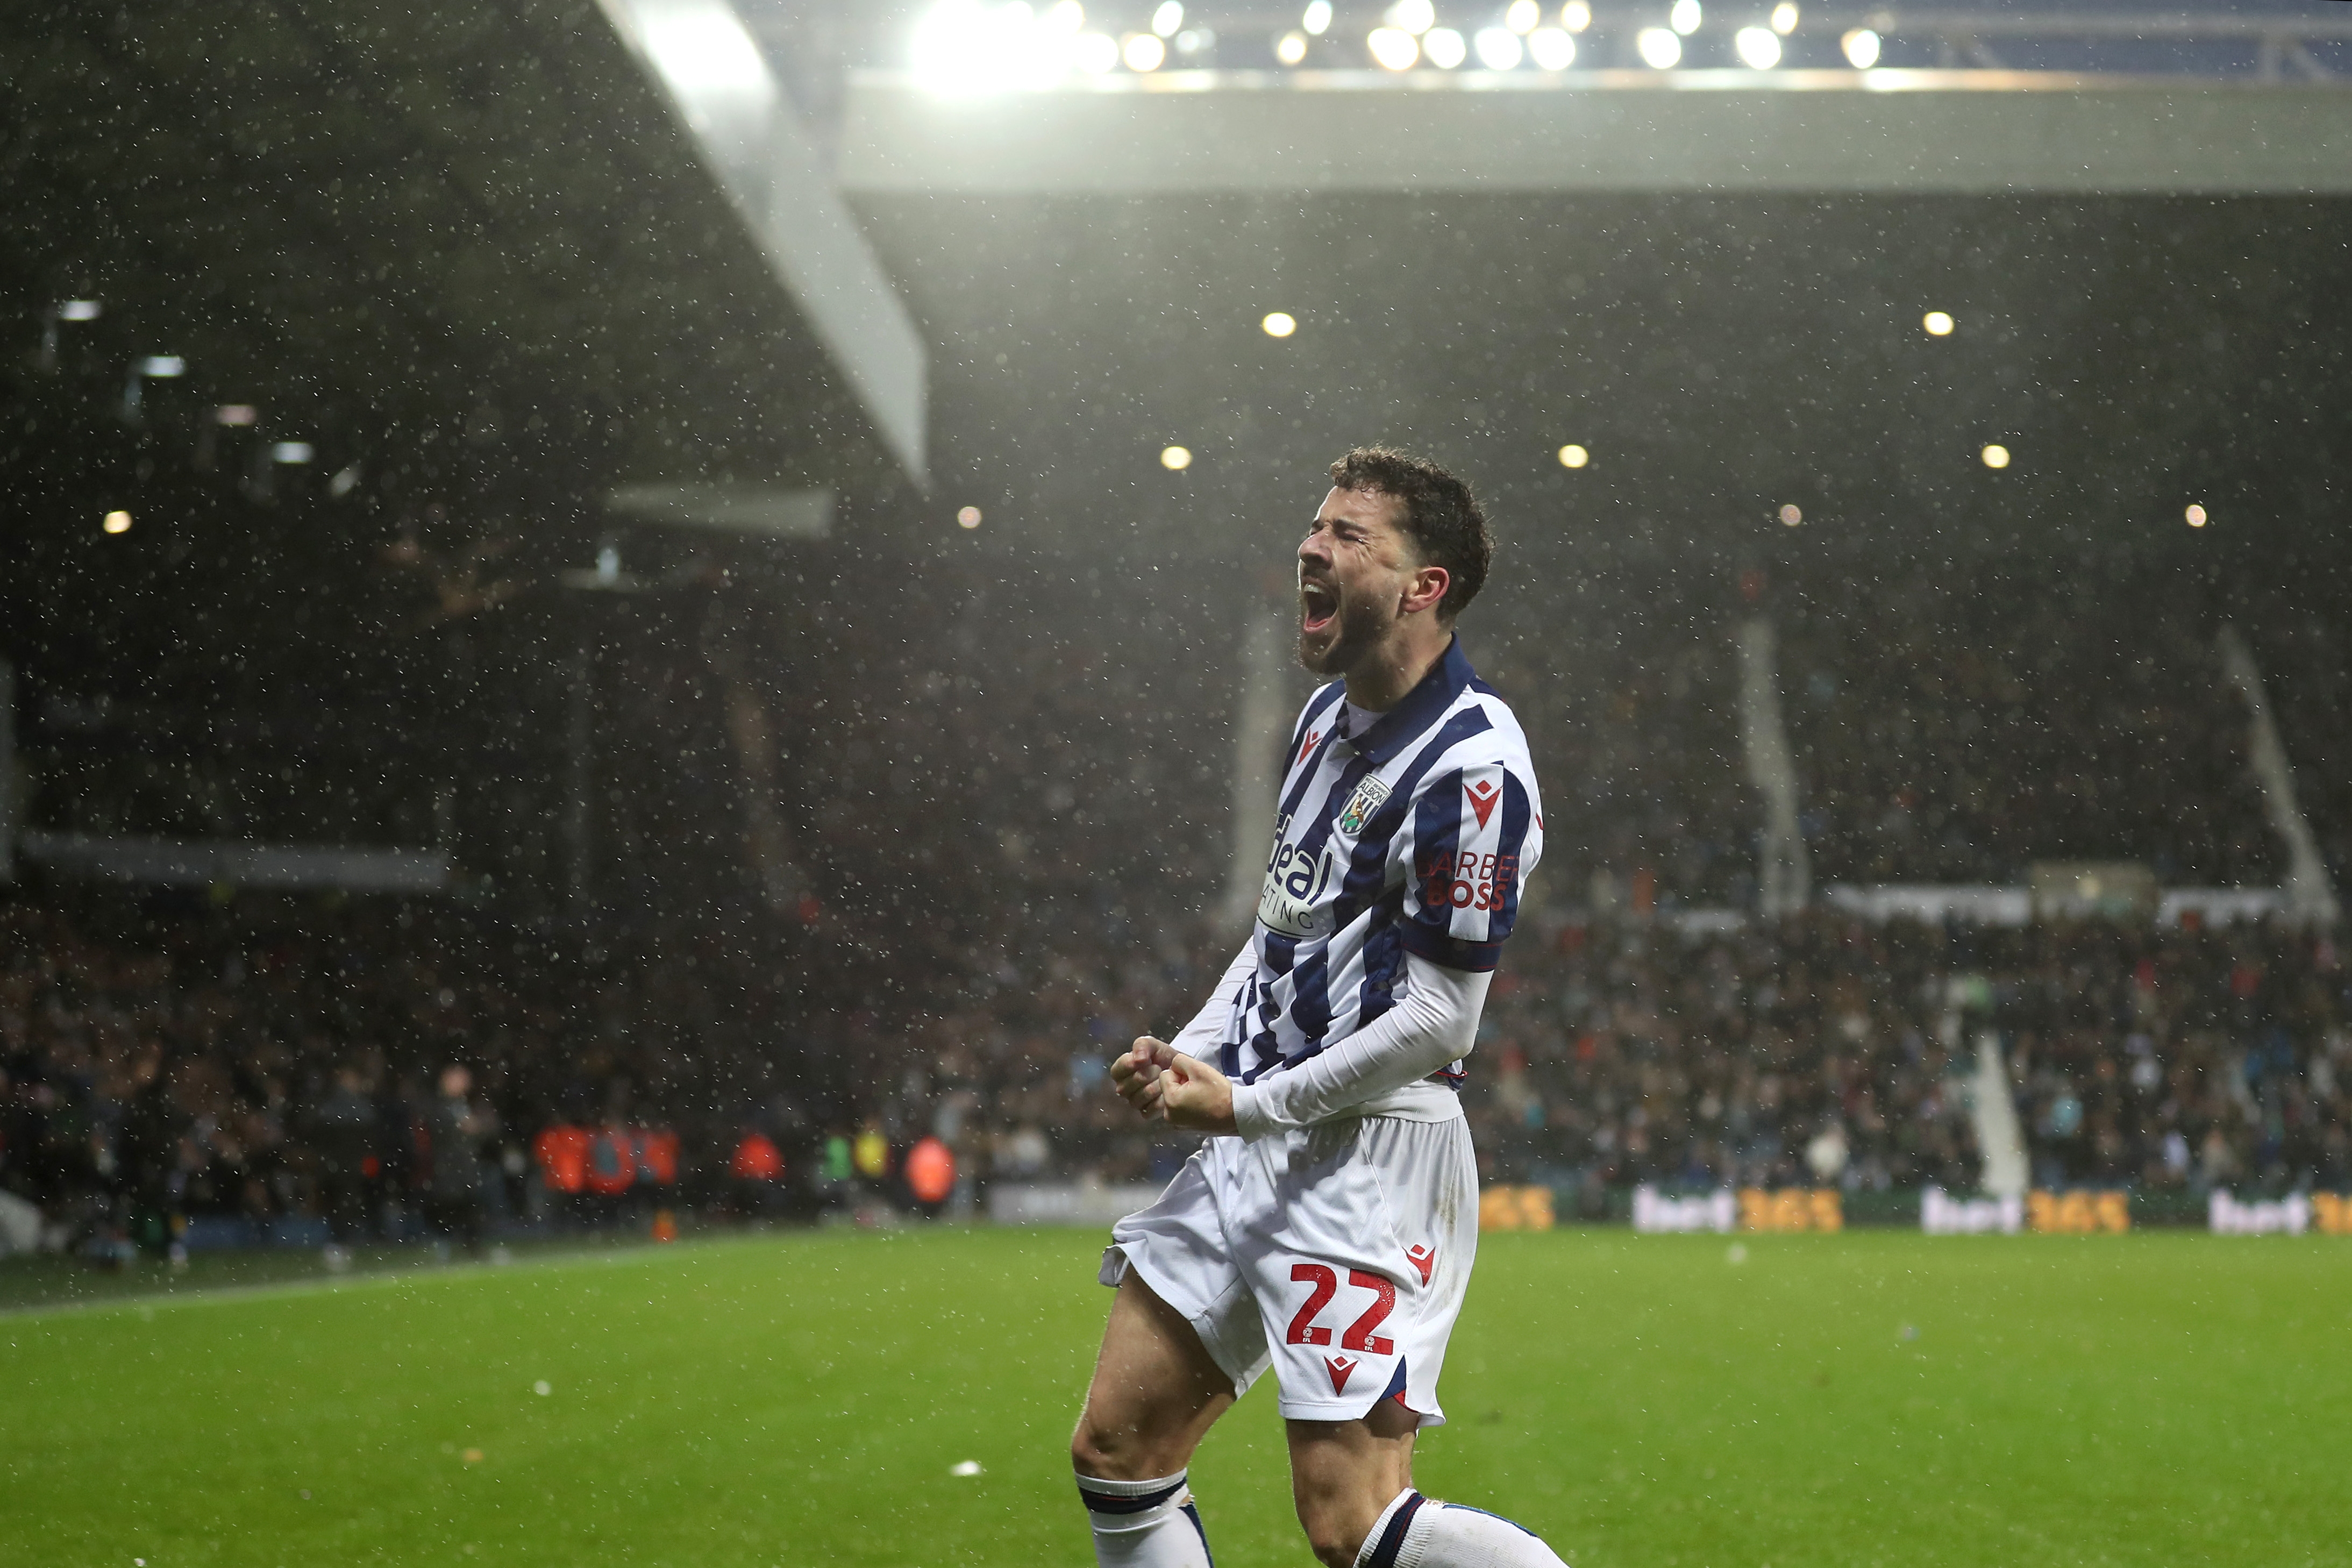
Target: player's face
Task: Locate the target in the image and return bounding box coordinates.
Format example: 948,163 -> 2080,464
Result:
1296,486 -> 1416,676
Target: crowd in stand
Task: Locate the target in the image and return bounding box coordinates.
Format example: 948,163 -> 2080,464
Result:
10,541 -> 2352,1256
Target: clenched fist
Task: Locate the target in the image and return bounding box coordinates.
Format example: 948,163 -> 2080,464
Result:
1108,1036 -> 1237,1136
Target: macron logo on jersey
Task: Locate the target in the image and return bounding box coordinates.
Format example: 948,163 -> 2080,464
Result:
1465,778 -> 1500,828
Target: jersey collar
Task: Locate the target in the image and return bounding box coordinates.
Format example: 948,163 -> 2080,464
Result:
1338,635 -> 1477,766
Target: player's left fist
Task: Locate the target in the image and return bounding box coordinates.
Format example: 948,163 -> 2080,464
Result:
1145,1041 -> 1237,1137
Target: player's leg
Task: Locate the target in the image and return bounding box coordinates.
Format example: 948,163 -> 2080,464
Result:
1071,1272 -> 1233,1567
1284,1395 -> 1418,1568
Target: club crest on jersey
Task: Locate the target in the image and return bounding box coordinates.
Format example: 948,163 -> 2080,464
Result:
1324,1356 -> 1359,1394
1464,778 -> 1501,829
1336,775 -> 1392,837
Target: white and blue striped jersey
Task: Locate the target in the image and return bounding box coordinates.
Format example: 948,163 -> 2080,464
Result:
1218,636 -> 1542,1091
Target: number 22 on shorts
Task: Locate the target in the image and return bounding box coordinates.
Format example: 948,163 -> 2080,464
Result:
1285,1263 -> 1395,1355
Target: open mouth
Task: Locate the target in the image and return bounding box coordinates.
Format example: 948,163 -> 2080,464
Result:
1300,580 -> 1337,635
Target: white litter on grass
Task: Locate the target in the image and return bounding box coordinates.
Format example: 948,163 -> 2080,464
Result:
950,1460 -> 983,1477
533,1380 -> 552,1396
1726,1243 -> 1749,1265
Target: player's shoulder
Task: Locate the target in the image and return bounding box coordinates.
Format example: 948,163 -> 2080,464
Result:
1442,678 -> 1535,772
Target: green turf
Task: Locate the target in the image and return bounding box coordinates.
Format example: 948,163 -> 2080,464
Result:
3,1228 -> 2347,1567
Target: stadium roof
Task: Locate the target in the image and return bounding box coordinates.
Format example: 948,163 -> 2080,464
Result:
0,0 -> 925,508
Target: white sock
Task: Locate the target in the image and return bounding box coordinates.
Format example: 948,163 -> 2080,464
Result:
1076,1470 -> 1215,1567
1356,1488 -> 1569,1568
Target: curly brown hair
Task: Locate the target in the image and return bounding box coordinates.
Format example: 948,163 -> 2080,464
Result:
1327,446 -> 1493,621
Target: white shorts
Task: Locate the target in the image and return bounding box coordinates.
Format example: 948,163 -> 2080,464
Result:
1100,1113 -> 1478,1428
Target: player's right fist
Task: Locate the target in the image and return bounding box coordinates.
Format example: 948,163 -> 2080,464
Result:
1110,1036 -> 1168,1118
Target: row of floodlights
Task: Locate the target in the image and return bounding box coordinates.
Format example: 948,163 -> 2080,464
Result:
48,298 -> 330,468
912,2 -> 1894,87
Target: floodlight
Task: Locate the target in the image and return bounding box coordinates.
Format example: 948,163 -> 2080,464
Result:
958,505 -> 983,528
1735,26 -> 1779,67
1981,444 -> 2010,469
1423,26 -> 1466,66
273,441 -> 315,464
1475,27 -> 1526,67
1779,504 -> 1802,526
1075,31 -> 1119,70
1841,27 -> 1879,67
1505,0 -> 1540,32
1923,311 -> 1954,336
1384,0 -> 1435,35
1558,444 -> 1589,468
2185,504 -> 2208,528
1123,31 -> 1166,68
1770,2 -> 1798,33
103,510 -> 132,534
1560,1 -> 1591,30
1637,26 -> 1681,66
1527,26 -> 1575,67
1303,0 -> 1332,35
1262,311 -> 1298,338
1670,0 -> 1701,36
1151,1 -> 1182,37
215,404 -> 259,426
1368,26 -> 1420,67
138,355 -> 185,378
1161,445 -> 1193,470
58,300 -> 101,322
1277,29 -> 1308,63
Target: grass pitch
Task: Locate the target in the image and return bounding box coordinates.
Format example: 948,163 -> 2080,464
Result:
3,1228 -> 2346,1567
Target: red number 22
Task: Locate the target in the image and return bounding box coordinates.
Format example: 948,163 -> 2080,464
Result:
1286,1264 -> 1395,1356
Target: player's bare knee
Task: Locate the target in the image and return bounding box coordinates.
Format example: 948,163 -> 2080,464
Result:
1294,1502 -> 1367,1568
1070,1410 -> 1159,1481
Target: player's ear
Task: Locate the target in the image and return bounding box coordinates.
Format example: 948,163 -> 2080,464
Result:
1401,563 -> 1449,618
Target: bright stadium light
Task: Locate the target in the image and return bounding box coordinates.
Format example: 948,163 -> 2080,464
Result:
1277,28 -> 1309,63
1670,0 -> 1702,36
1558,444 -> 1590,468
2186,503 -> 2208,528
1527,26 -> 1576,67
215,404 -> 258,426
1923,310 -> 1955,336
1161,445 -> 1193,470
1074,30 -> 1119,70
1735,26 -> 1780,67
914,2 -> 1092,89
1368,26 -> 1420,67
1302,0 -> 1332,35
1475,26 -> 1526,67
138,355 -> 185,377
1123,31 -> 1166,68
1560,1 -> 1592,30
273,440 -> 315,464
103,509 -> 132,534
1151,1 -> 1182,37
1423,26 -> 1467,66
58,300 -> 102,322
1779,504 -> 1803,526
1982,443 -> 2011,469
1262,311 -> 1298,337
1637,26 -> 1681,66
1771,1 -> 1798,33
1505,0 -> 1540,31
1841,26 -> 1879,67
1385,0 -> 1436,35
957,505 -> 983,528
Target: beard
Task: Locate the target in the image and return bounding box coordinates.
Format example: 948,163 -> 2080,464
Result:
1297,580 -> 1390,677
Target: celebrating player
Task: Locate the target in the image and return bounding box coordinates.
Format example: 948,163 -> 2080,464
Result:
1072,449 -> 1568,1568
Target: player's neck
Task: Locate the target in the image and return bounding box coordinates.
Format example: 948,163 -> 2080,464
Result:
1339,621 -> 1452,712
